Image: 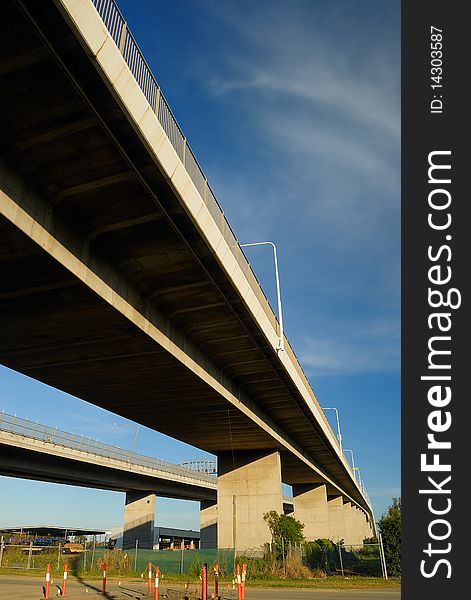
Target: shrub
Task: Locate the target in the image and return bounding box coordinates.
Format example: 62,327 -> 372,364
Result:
378,498 -> 401,576
263,511 -> 304,559
304,539 -> 336,574
95,549 -> 131,576
237,553 -> 322,579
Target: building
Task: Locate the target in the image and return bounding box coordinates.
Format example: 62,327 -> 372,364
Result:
109,525 -> 200,550
0,525 -> 107,547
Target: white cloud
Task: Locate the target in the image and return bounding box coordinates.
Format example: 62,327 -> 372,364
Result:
204,9 -> 399,252
198,1 -> 400,377
299,317 -> 400,377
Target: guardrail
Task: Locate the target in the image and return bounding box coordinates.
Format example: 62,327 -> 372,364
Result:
178,459 -> 217,475
0,411 -> 215,484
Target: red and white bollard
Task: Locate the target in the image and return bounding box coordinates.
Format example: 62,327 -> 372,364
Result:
201,563 -> 207,600
62,563 -> 68,598
102,561 -> 107,593
147,562 -> 153,595
214,563 -> 219,598
44,563 -> 51,599
236,564 -> 242,600
241,563 -> 246,600
153,566 -> 160,600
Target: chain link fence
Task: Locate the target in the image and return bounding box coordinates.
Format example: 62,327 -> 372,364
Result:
0,539 -> 235,577
0,542 -> 83,574
304,542 -> 385,577
237,540 -> 387,579
1,537 -> 387,580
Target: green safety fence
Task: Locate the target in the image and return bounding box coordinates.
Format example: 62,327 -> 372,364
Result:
126,548 -> 235,575
78,547 -> 235,576
1,542 -> 385,578
0,545 -> 235,577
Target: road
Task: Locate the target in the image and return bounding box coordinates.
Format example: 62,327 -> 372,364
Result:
238,590 -> 399,600
0,575 -> 400,599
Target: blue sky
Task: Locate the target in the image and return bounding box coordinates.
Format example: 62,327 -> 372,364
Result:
0,0 -> 400,533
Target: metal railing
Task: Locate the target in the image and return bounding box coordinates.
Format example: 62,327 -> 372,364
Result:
0,411 -> 215,485
178,459 -> 217,475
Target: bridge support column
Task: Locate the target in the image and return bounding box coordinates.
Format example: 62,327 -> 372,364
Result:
358,510 -> 370,540
292,483 -> 330,541
123,491 -> 155,549
366,514 -> 375,538
200,500 -> 218,548
327,495 -> 346,543
357,508 -> 367,543
217,450 -> 283,552
355,508 -> 369,544
343,503 -> 364,545
343,502 -> 355,545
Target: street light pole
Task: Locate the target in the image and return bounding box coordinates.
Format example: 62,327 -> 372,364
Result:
113,422 -> 140,454
354,468 -> 364,491
322,407 -> 342,452
344,448 -> 356,477
240,241 -> 284,352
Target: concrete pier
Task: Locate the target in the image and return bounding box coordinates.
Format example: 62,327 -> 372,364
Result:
200,499 -> 218,548
123,491 -> 155,549
217,450 -> 283,551
327,495 -> 347,543
293,483 -> 330,541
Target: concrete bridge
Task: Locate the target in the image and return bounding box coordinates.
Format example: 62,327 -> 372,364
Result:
0,0 -> 374,551
0,412 -> 295,548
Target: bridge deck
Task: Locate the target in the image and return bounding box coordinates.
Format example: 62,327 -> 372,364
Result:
0,0 -> 370,516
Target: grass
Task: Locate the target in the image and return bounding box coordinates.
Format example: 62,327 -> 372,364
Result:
0,549 -> 400,590
240,576 -> 401,589
152,573 -> 400,590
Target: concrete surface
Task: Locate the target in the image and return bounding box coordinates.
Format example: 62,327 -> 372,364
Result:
293,484 -> 330,541
200,500 -> 218,549
326,497 -> 347,543
217,450 -> 283,551
0,575 -> 400,599
123,491 -> 155,550
0,429 -> 217,502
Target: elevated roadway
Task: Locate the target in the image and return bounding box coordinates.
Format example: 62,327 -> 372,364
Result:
0,0 -> 374,548
0,415 -> 298,513
0,413 -> 295,547
0,414 -> 217,501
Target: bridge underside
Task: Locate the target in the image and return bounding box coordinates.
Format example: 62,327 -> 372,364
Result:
0,440 -> 216,502
1,209 -> 319,484
0,0 -> 369,529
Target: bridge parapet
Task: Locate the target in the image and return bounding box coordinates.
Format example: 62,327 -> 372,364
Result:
0,411 -> 214,484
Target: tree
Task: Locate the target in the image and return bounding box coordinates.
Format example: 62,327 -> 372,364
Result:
264,511 -> 305,556
378,497 -> 401,576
